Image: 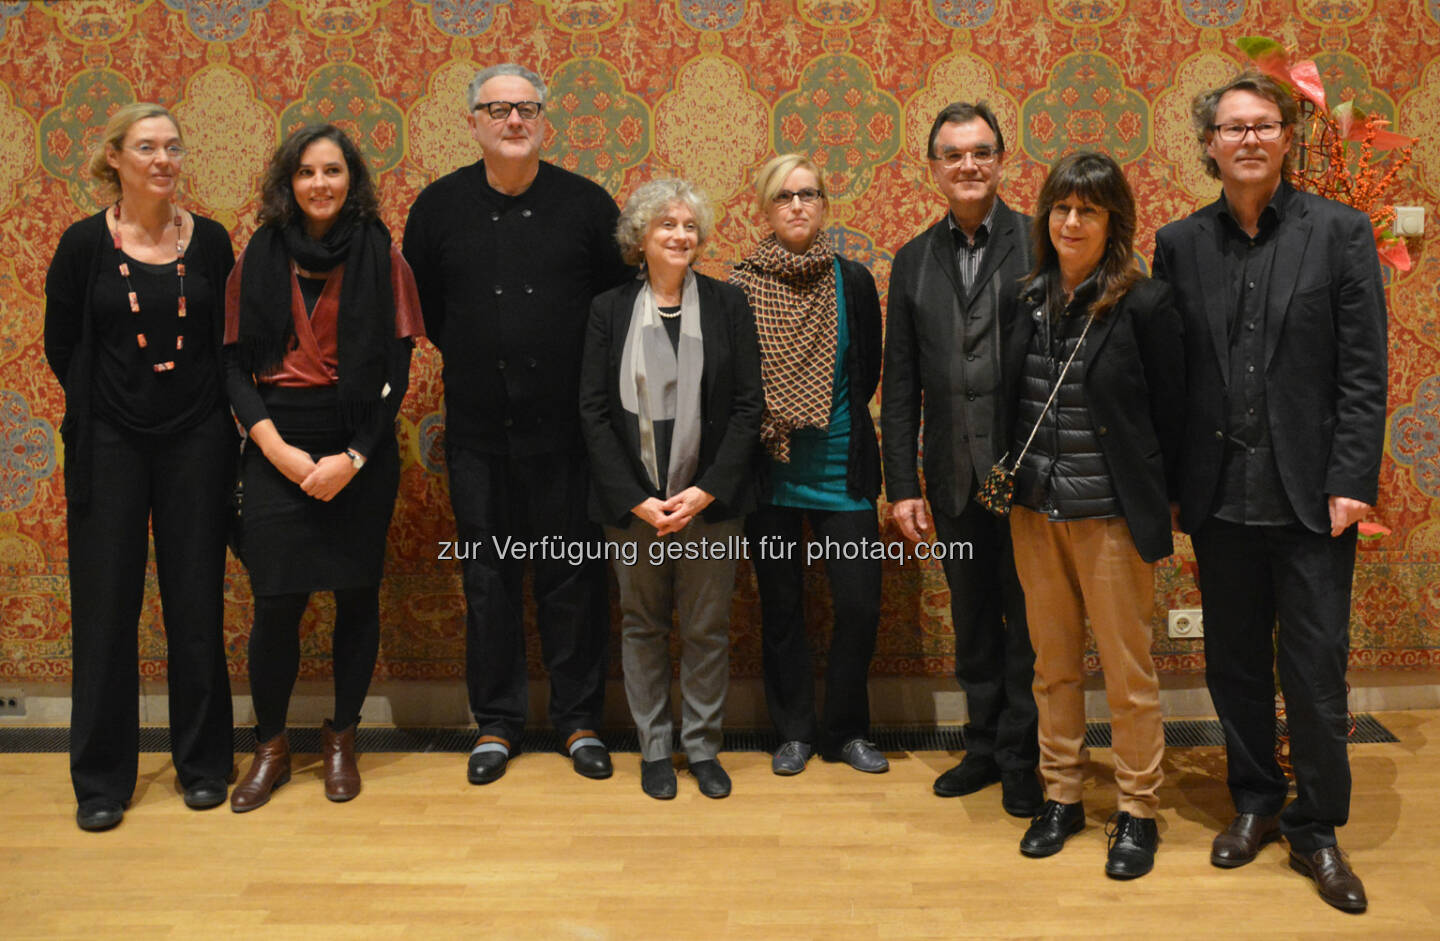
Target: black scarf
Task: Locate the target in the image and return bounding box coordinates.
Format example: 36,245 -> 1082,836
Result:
235,212 -> 394,425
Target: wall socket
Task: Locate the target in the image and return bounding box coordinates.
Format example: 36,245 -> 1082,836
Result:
1167,609 -> 1204,639
0,689 -> 24,716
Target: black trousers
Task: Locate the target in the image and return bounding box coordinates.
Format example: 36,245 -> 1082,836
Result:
248,587 -> 381,742
746,504 -> 881,754
445,445 -> 609,745
931,499 -> 1038,772
67,410 -> 236,805
1192,518 -> 1358,853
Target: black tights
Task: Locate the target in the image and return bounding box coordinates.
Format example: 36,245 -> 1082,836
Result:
249,587 -> 380,741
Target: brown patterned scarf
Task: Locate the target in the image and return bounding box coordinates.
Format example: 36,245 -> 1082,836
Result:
729,231 -> 839,462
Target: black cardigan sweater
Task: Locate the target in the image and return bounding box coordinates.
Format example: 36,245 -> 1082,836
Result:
44,210 -> 235,506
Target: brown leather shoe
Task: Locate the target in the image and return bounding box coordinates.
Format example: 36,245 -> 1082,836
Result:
1289,845 -> 1367,913
1210,813 -> 1281,868
231,732 -> 291,813
322,719 -> 361,802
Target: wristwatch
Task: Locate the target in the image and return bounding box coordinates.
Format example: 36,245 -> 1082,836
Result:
344,448 -> 366,470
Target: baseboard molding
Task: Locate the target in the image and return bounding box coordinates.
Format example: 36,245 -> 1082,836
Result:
4,670 -> 1436,727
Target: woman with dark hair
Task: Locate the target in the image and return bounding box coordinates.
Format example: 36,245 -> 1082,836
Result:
224,124 -> 423,811
45,102 -> 237,832
729,153 -> 887,777
1003,151 -> 1184,878
580,178 -> 762,800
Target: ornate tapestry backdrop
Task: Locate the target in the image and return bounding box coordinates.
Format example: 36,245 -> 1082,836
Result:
1,0 -> 1436,685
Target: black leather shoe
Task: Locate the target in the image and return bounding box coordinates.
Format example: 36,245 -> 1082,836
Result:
1289,845 -> 1367,913
689,758 -> 731,798
1019,800 -> 1085,857
1000,769 -> 1044,818
571,745 -> 613,780
772,740 -> 812,776
1105,811 -> 1159,879
641,758 -> 677,800
76,798 -> 125,832
182,778 -> 228,810
933,754 -> 1000,797
1211,812 -> 1281,868
467,749 -> 509,785
833,738 -> 889,773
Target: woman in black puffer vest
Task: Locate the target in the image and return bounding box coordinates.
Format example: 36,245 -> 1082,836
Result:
1003,151 -> 1185,881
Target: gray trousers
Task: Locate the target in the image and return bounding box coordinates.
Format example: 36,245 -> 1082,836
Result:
606,515 -> 743,762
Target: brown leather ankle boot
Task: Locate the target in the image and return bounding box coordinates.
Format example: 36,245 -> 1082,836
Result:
322,719 -> 361,802
230,732 -> 290,813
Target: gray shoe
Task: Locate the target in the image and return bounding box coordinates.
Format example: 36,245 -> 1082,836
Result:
772,740 -> 813,776
837,738 -> 889,773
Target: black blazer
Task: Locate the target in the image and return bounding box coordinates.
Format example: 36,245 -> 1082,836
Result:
1003,277 -> 1186,562
881,198 -> 1034,517
579,272 -> 764,527
1152,187 -> 1388,535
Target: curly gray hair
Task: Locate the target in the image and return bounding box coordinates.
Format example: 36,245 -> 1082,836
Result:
614,178 -> 714,267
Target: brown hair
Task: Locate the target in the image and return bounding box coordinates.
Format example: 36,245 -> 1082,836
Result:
1191,70 -> 1299,181
1026,151 -> 1139,319
256,124 -> 379,229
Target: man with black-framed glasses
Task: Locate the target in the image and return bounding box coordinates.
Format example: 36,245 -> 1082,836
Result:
1153,70 -> 1387,913
881,101 -> 1042,818
404,63 -> 632,788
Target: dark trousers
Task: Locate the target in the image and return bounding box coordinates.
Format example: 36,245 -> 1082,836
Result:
248,587 -> 381,741
67,410 -> 235,805
1192,518 -> 1358,852
746,504 -> 881,754
932,499 -> 1038,772
446,445 -> 609,744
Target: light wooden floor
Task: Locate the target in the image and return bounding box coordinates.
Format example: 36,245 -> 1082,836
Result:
3,711 -> 1438,940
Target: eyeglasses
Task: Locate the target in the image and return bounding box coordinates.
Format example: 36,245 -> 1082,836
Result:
1209,121 -> 1287,142
126,143 -> 187,160
473,100 -> 544,121
930,146 -> 999,168
1049,203 -> 1108,223
772,187 -> 824,205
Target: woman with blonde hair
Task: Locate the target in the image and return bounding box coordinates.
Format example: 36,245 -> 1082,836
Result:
45,102 -> 237,831
729,154 -> 887,776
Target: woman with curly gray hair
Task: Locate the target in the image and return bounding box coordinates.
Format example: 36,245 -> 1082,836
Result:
579,178 -> 763,800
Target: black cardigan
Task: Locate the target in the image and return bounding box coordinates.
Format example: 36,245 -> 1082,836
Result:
579,272 -> 764,527
44,210 -> 235,506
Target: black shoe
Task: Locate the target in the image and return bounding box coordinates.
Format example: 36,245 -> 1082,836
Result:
182,778 -> 228,810
933,754 -> 1000,797
641,758 -> 677,800
1019,800 -> 1085,858
689,758 -> 731,799
571,744 -> 613,780
1000,769 -> 1044,818
76,798 -> 125,832
772,740 -> 813,776
1105,811 -> 1159,879
831,738 -> 889,773
467,749 -> 509,785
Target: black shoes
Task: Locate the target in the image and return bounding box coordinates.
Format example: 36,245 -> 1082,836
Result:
641,758 -> 677,800
1211,812 -> 1281,868
772,740 -> 813,776
1289,845 -> 1368,913
571,745 -> 613,780
689,759 -> 731,798
933,754 -> 1000,797
76,798 -> 125,832
1000,769 -> 1045,818
833,739 -> 889,774
1105,812 -> 1159,879
182,778 -> 228,810
1019,800 -> 1086,857
467,749 -> 509,785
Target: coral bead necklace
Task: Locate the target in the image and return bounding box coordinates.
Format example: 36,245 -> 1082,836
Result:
111,199 -> 186,373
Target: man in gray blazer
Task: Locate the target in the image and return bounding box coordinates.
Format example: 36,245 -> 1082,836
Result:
881,102 -> 1041,816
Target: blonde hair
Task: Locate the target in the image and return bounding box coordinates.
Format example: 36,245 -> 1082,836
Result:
753,153 -> 825,214
86,102 -> 180,200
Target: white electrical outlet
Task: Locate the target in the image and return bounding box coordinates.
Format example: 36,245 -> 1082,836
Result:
1393,206 -> 1424,237
1167,609 -> 1204,639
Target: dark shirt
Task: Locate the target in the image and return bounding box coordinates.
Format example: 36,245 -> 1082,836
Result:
946,199 -> 997,294
403,160 -> 632,456
1213,184 -> 1297,526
